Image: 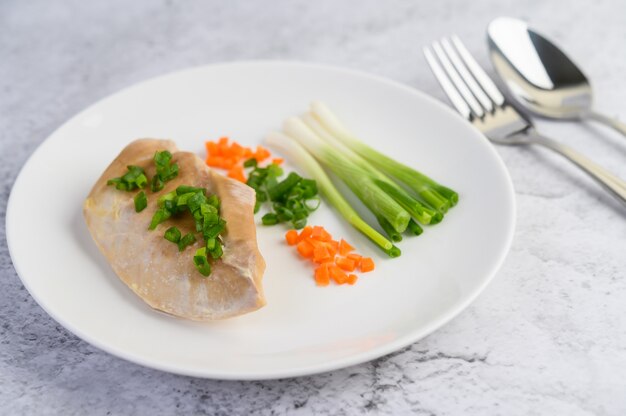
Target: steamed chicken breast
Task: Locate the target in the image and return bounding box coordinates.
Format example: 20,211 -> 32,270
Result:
83,139 -> 266,320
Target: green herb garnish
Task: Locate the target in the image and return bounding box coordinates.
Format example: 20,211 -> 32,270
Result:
245,160 -> 319,229
107,165 -> 148,191
148,184 -> 226,276
164,226 -> 181,243
149,208 -> 171,230
150,150 -> 179,192
177,233 -> 196,251
134,191 -> 148,212
193,248 -> 211,276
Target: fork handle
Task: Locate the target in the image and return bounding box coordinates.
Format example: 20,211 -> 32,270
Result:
587,111 -> 626,137
528,133 -> 626,207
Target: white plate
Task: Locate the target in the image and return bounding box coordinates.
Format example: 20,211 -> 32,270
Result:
6,61 -> 515,380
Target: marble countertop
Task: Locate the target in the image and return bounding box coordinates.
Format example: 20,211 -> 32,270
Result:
2,0 -> 626,414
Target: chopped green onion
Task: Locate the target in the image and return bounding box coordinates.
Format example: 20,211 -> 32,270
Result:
187,192 -> 207,213
267,172 -> 302,201
177,233 -> 196,251
247,159 -> 319,229
164,226 -> 181,243
151,175 -> 164,192
149,208 -> 171,230
107,165 -> 148,192
243,158 -> 258,168
134,191 -> 147,212
150,150 -> 179,192
304,197 -> 320,211
208,240 -> 223,259
262,213 -> 279,225
148,183 -> 226,275
157,191 -> 176,207
176,185 -> 204,195
193,248 -> 211,277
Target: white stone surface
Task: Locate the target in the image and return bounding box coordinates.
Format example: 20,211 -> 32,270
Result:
2,0 -> 626,414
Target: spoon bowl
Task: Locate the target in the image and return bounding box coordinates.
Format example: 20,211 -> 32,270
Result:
488,17 -> 626,135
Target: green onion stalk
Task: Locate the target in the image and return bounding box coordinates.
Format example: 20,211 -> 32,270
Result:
301,113 -> 442,226
310,101 -> 458,213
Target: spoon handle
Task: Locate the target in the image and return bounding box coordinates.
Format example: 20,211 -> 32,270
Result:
587,111 -> 626,137
528,132 -> 626,207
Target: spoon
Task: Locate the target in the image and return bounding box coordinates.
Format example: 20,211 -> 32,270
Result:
487,17 -> 626,137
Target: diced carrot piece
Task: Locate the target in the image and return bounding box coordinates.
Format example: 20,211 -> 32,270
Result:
360,257 -> 375,273
329,265 -> 348,284
314,264 -> 330,286
347,253 -> 362,267
338,239 -> 354,256
221,158 -> 235,170
272,158 -> 284,165
205,141 -> 219,156
285,230 -> 298,245
296,240 -> 314,258
231,142 -> 246,158
227,165 -> 246,183
307,237 -> 324,248
311,226 -> 324,240
318,228 -> 332,242
336,257 -> 356,272
313,245 -> 331,263
297,226 -> 313,242
330,240 -> 339,251
253,145 -> 271,162
324,242 -> 337,258
218,137 -> 229,147
346,274 -> 358,285
206,156 -> 224,167
243,148 -> 253,158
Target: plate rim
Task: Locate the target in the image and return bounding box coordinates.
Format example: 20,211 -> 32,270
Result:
6,60 -> 516,380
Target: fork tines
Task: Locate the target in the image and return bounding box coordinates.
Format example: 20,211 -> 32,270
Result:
424,36 -> 505,121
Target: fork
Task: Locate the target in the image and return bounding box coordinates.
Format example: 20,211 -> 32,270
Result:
424,35 -> 626,207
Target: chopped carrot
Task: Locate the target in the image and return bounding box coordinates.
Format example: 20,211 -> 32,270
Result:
314,264 -> 331,286
338,239 -> 354,256
220,158 -> 234,169
313,245 -> 331,263
297,226 -> 313,242
272,157 -> 284,165
319,229 -> 332,242
206,156 -> 224,167
311,226 -> 324,239
253,145 -> 271,162
347,253 -> 362,267
329,265 -> 348,284
360,257 -> 375,273
230,142 -> 244,158
296,240 -> 314,258
205,141 -> 219,156
285,230 -> 298,246
227,165 -> 246,183
324,242 -> 338,258
218,136 -> 229,147
336,257 -> 356,272
346,274 -> 358,285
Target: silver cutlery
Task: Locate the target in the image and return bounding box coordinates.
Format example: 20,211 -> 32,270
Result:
487,17 -> 626,137
423,35 -> 626,206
